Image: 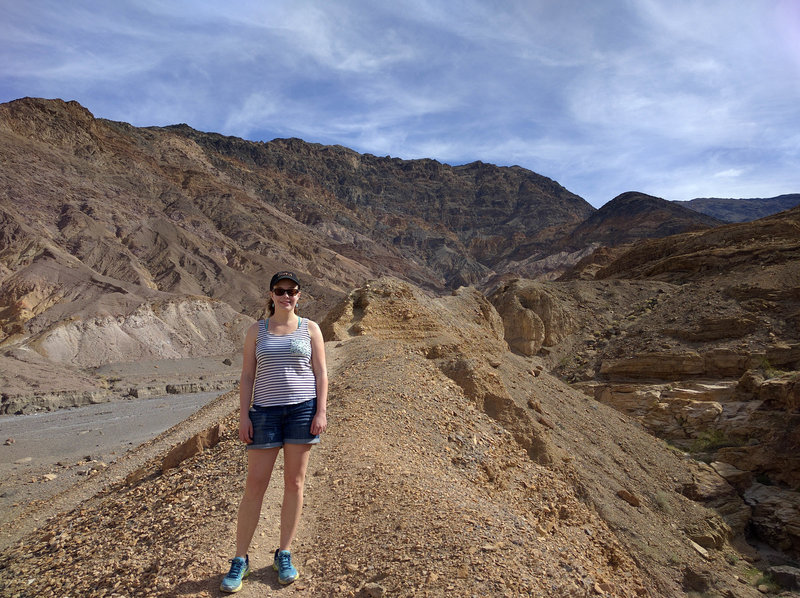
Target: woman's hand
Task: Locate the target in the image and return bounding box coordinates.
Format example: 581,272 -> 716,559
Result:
310,411 -> 327,436
239,415 -> 253,444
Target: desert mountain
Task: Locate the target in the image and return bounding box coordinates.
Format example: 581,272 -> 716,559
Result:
0,98 -> 730,407
677,194 -> 800,223
0,97 -> 599,405
560,191 -> 723,250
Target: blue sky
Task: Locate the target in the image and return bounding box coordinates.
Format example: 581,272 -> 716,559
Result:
2,1 -> 799,208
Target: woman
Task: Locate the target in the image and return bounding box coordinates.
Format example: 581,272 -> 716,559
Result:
221,271 -> 328,591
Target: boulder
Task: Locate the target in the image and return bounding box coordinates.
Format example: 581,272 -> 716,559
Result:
594,385 -> 659,417
743,483 -> 800,557
710,461 -> 753,493
490,280 -> 576,356
758,375 -> 800,411
681,462 -> 749,537
161,424 -> 221,473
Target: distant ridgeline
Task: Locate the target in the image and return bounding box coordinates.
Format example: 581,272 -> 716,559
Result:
674,194 -> 800,223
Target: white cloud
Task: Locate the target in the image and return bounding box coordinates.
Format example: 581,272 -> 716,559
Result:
714,169 -> 745,179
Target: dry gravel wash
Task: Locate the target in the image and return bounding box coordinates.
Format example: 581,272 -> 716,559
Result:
0,391 -> 227,532
0,336 -> 768,597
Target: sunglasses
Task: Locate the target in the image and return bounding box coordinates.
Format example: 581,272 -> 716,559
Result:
272,287 -> 299,296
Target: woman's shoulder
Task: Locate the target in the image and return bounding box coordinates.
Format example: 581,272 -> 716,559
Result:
246,319 -> 264,335
304,318 -> 322,334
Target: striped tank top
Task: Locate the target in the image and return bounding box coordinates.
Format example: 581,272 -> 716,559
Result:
252,317 -> 317,407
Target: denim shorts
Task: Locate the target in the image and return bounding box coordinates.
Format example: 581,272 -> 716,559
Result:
247,398 -> 320,449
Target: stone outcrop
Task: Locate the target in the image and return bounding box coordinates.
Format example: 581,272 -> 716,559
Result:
681,462 -> 750,539
161,423 -> 221,473
0,388 -> 113,415
600,352 -> 706,380
489,279 -> 577,356
743,484 -> 800,556
598,347 -> 800,381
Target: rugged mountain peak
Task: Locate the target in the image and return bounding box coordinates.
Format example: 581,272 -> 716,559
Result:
562,190 -> 723,251
0,97 -> 99,147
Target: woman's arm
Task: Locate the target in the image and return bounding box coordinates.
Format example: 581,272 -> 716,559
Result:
308,320 -> 328,435
238,322 -> 259,443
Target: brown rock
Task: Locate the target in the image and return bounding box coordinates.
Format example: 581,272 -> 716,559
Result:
710,461 -> 753,493
490,280 -> 577,356
616,489 -> 640,507
161,424 -> 220,472
744,483 -> 800,556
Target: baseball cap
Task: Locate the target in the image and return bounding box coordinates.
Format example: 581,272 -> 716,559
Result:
270,271 -> 300,290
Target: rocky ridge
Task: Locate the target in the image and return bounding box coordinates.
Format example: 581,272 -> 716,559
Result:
677,195 -> 800,223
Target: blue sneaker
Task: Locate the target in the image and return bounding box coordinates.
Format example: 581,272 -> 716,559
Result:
220,555 -> 250,593
273,549 -> 299,584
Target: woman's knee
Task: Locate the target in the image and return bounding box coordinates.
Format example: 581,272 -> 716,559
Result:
283,474 -> 306,495
244,472 -> 271,497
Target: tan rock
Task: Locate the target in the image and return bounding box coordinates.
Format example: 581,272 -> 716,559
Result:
682,463 -> 735,502
490,280 -> 577,356
690,540 -> 710,559
662,381 -> 736,403
758,375 -> 800,411
161,424 -> 220,473
594,384 -> 660,416
703,347 -> 754,376
616,489 -> 640,507
600,352 -> 704,380
682,462 -> 747,538
710,461 -> 753,492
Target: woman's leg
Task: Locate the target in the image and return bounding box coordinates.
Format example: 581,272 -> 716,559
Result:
279,443 -> 312,550
235,447 -> 280,556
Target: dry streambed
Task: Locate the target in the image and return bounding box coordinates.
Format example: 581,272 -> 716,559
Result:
0,391 -> 226,532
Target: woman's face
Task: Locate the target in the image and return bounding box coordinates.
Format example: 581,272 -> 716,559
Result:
271,280 -> 300,312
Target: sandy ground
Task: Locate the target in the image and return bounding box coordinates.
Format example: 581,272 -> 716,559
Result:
0,391 -> 227,530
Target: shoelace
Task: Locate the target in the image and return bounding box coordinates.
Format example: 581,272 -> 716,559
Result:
228,558 -> 245,578
277,552 -> 292,571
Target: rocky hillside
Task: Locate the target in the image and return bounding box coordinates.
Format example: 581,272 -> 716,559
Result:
677,194 -> 800,223
489,206 -> 800,573
0,97 -> 598,408
165,126 -> 595,285
0,278 -> 777,597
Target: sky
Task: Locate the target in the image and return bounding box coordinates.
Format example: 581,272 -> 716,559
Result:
1,1 -> 799,208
